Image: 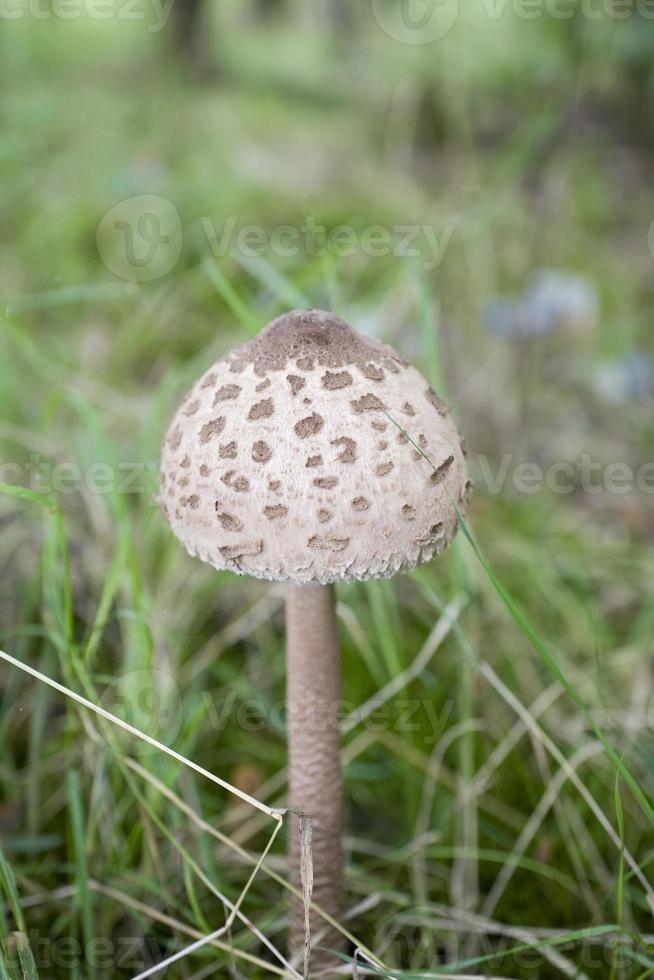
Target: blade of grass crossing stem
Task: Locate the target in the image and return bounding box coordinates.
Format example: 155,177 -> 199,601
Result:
67,770 -> 96,980
0,847 -> 25,933
0,950 -> 8,980
457,513 -> 654,829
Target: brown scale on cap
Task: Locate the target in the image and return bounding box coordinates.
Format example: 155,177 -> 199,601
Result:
160,309 -> 469,584
221,471 -> 250,493
200,418 -> 226,444
425,386 -> 449,416
295,413 -> 324,438
180,494 -> 200,509
214,384 -> 241,403
215,510 -> 243,532
252,441 -> 273,463
287,374 -> 306,396
224,309 -> 407,378
352,393 -> 385,414
430,455 -> 454,485
219,541 -> 263,561
248,399 -> 274,421
331,437 -> 357,464
361,363 -> 385,381
322,370 -> 353,390
308,535 -> 350,553
264,504 -> 289,520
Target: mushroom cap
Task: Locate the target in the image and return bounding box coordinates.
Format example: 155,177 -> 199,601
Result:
160,310 -> 471,585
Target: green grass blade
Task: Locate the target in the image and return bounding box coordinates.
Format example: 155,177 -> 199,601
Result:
0,848 -> 25,934
67,770 -> 95,980
6,934 -> 39,980
200,254 -> 259,334
458,513 -> 654,831
610,771 -> 626,980
234,253 -> 311,310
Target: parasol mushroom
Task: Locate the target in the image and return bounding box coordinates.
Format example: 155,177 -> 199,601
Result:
159,309 -> 470,976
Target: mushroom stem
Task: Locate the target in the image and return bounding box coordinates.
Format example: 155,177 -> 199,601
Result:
286,582 -> 345,973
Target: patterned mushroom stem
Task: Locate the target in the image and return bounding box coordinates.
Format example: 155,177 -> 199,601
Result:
286,582 -> 345,974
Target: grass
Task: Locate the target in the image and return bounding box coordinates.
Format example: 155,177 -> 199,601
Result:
2,2 -> 654,977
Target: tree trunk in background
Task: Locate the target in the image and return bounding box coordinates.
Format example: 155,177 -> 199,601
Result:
255,0 -> 286,21
170,0 -> 216,79
329,0 -> 357,38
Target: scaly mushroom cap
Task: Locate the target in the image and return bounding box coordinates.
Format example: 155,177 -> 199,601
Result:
160,310 -> 471,584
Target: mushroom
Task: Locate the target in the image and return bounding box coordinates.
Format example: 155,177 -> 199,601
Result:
159,309 -> 470,975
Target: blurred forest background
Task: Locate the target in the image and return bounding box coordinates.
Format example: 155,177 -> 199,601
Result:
2,0 -> 654,977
